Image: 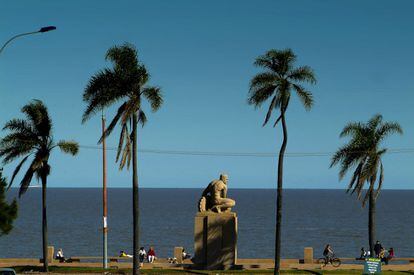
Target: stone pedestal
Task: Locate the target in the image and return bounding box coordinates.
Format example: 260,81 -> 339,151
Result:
194,212 -> 237,270
47,246 -> 54,263
174,246 -> 184,264
304,247 -> 313,264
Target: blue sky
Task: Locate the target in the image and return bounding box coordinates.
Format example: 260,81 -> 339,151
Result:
0,0 -> 413,189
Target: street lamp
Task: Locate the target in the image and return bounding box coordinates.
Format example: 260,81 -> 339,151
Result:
0,26 -> 56,55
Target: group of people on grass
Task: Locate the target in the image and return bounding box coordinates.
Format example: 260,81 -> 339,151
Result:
324,241 -> 395,265
56,245 -> 189,266
167,248 -> 192,264
359,241 -> 394,264
121,246 -> 191,266
120,247 -> 156,266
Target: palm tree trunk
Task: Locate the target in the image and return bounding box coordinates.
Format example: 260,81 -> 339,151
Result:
368,190 -> 376,256
41,173 -> 48,272
274,110 -> 287,275
132,114 -> 140,275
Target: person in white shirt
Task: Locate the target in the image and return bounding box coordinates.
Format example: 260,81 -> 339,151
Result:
55,248 -> 65,262
138,247 -> 146,266
182,248 -> 191,260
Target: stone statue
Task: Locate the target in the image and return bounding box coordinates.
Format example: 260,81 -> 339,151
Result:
198,174 -> 235,213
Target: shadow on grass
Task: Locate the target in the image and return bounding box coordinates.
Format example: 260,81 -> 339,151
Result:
298,270 -> 322,275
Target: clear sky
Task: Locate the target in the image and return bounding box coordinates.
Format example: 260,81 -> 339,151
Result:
0,0 -> 413,189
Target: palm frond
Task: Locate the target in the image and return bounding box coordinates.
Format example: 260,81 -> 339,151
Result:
116,124 -> 128,162
98,102 -> 127,144
138,110 -> 147,127
119,129 -> 131,170
250,72 -> 278,89
142,86 -> 163,112
3,119 -> 35,135
82,69 -> 122,123
292,84 -> 313,110
121,99 -> 139,125
288,66 -> 316,84
0,143 -> 34,164
368,114 -> 383,130
106,43 -> 139,73
347,161 -> 363,193
22,100 -> 51,137
56,140 -> 79,155
9,155 -> 30,189
18,160 -> 36,197
339,122 -> 364,138
375,161 -> 384,199
0,133 -> 38,153
262,96 -> 277,127
248,85 -> 276,107
377,122 -> 403,141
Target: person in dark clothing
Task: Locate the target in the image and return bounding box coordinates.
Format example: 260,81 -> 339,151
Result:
359,247 -> 367,259
323,244 -> 334,262
374,241 -> 383,258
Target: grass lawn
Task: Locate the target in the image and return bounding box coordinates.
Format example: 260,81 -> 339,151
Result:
11,266 -> 414,274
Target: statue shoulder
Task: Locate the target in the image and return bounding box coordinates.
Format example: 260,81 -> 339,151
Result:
215,180 -> 226,189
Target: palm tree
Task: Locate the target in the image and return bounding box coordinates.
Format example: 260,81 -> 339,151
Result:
330,114 -> 402,255
248,49 -> 316,274
0,99 -> 79,272
0,168 -> 18,237
82,43 -> 163,275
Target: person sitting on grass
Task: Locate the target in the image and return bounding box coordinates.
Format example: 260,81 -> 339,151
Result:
374,241 -> 383,258
386,247 -> 395,264
119,250 -> 132,258
182,248 -> 191,260
379,248 -> 387,264
359,247 -> 367,259
55,248 -> 65,263
148,247 -> 156,263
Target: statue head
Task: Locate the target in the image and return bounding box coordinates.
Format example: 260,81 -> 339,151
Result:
219,173 -> 228,184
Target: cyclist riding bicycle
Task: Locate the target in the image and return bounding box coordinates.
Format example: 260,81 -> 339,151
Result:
323,244 -> 334,262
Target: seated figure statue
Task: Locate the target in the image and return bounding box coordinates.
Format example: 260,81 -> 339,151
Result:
198,174 -> 236,213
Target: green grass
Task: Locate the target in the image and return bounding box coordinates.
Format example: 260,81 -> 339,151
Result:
10,266 -> 414,274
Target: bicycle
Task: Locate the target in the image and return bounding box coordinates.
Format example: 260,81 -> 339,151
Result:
317,254 -> 341,267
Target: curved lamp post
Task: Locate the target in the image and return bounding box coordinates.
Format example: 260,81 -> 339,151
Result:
0,26 -> 56,55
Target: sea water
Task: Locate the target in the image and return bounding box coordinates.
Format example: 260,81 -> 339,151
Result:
1,188 -> 413,259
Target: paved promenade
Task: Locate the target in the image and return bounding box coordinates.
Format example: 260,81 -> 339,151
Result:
1,258 -> 414,272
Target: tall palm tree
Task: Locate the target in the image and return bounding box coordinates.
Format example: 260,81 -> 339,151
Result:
248,49 -> 316,274
82,43 -> 163,275
0,99 -> 79,272
0,168 -> 18,237
330,114 -> 402,255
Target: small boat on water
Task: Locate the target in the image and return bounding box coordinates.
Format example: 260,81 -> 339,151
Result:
29,184 -> 41,188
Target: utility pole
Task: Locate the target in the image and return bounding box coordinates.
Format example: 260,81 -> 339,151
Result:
102,112 -> 108,268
